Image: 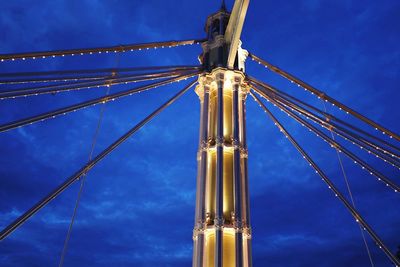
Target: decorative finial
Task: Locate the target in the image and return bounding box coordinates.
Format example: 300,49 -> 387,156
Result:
221,0 -> 227,11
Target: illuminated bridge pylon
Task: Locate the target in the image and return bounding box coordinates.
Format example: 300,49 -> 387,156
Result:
0,0 -> 399,266
192,2 -> 252,267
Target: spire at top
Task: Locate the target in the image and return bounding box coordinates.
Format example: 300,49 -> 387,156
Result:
220,0 -> 227,11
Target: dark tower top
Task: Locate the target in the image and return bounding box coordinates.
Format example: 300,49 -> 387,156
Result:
200,5 -> 243,71
204,7 -> 230,41
221,0 -> 227,11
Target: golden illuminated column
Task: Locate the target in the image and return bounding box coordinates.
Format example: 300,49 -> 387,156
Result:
193,68 -> 252,267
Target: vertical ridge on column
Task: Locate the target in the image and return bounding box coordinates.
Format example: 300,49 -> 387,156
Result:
215,73 -> 225,267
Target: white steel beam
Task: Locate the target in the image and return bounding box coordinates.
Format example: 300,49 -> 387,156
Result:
225,0 -> 250,68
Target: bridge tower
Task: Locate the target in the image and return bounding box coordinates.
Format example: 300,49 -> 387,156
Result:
193,1 -> 252,266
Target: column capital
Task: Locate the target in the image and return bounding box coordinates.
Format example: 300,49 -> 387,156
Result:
214,217 -> 225,228
200,141 -> 209,150
242,227 -> 252,238
231,212 -> 244,228
198,74 -> 214,88
195,75 -> 213,99
192,227 -> 205,240
194,220 -> 207,231
230,74 -> 244,86
196,148 -> 208,160
233,224 -> 244,233
216,137 -> 224,146
240,148 -> 249,158
231,137 -> 241,149
239,81 -> 251,97
205,212 -> 212,225
213,72 -> 225,83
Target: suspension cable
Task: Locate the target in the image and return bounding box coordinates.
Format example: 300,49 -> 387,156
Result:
58,85 -> 110,267
59,51 -> 122,267
0,71 -> 200,133
252,87 -> 400,193
0,79 -> 198,241
0,69 -> 197,100
0,68 -> 197,86
249,79 -> 400,165
274,93 -> 400,174
249,77 -> 400,157
263,89 -> 400,169
0,75 -> 109,85
248,52 -> 400,142
0,39 -> 205,62
0,65 -> 201,78
249,91 -> 400,266
322,101 -> 375,267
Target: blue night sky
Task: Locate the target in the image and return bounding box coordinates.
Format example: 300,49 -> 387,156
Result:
0,0 -> 399,266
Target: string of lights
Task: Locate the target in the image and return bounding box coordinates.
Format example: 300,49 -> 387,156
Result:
0,71 -> 201,133
0,75 -> 110,85
249,77 -> 400,157
0,69 -> 199,100
248,53 -> 400,142
265,90 -> 400,167
0,65 -> 202,78
252,87 -> 400,193
249,80 -> 400,168
0,39 -> 205,62
0,66 -> 202,85
0,79 -> 198,241
249,91 -> 400,267
249,80 -> 400,167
